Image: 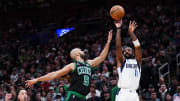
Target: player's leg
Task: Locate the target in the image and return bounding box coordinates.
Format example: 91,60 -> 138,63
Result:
127,92 -> 139,101
134,93 -> 140,101
65,94 -> 86,101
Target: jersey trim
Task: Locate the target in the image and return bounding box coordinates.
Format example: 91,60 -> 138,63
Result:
120,59 -> 126,72
66,91 -> 86,101
137,63 -> 141,72
85,62 -> 91,67
72,61 -> 77,72
116,88 -> 121,95
65,91 -> 71,101
74,60 -> 85,64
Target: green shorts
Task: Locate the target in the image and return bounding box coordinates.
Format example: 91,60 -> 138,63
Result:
65,91 -> 86,101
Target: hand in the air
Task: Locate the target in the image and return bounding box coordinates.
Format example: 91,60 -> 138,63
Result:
5,93 -> 12,101
108,30 -> 113,42
114,19 -> 123,28
25,79 -> 38,88
128,20 -> 138,33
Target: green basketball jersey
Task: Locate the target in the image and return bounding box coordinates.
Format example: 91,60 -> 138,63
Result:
68,60 -> 92,96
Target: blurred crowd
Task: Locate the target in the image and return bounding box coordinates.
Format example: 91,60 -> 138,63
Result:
0,0 -> 55,12
0,2 -> 180,101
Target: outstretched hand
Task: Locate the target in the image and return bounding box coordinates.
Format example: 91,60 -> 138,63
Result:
128,20 -> 138,33
25,79 -> 38,88
114,19 -> 123,28
108,30 -> 113,42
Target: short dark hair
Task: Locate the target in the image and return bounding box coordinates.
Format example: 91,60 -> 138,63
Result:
177,86 -> 180,93
151,91 -> 157,95
90,84 -> 96,89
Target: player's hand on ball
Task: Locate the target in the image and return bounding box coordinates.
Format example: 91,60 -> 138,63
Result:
25,79 -> 38,88
108,30 -> 113,42
114,19 -> 122,28
128,20 -> 138,33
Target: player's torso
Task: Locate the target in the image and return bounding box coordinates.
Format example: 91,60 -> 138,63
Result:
68,60 -> 92,95
117,59 -> 141,90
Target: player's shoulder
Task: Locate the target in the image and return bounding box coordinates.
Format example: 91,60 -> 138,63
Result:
86,59 -> 91,64
66,63 -> 76,71
117,59 -> 126,68
69,62 -> 75,66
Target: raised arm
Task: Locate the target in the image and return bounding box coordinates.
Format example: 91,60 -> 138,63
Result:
87,30 -> 112,67
115,20 -> 125,67
25,63 -> 74,88
128,21 -> 142,66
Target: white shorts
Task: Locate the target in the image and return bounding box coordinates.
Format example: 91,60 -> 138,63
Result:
115,88 -> 139,101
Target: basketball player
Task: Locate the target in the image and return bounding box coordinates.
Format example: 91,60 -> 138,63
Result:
25,30 -> 112,101
114,19 -> 142,101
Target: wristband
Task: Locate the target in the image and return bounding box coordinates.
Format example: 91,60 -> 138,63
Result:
132,39 -> 140,47
117,27 -> 121,29
107,40 -> 111,43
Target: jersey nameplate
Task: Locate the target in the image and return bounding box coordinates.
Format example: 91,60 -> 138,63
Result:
126,64 -> 138,68
77,66 -> 91,75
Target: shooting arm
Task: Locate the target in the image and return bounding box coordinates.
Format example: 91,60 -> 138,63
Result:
116,29 -> 125,67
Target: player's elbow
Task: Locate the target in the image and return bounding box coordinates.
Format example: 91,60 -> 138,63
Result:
100,55 -> 106,61
50,71 -> 59,80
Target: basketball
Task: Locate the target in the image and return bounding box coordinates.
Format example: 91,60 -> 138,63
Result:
110,5 -> 125,20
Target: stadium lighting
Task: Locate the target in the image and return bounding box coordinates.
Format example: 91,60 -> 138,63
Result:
56,27 -> 75,38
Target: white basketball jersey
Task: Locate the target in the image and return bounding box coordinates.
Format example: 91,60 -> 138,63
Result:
117,59 -> 141,90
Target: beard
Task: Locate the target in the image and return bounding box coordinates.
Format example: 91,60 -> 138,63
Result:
80,53 -> 86,60
124,53 -> 133,59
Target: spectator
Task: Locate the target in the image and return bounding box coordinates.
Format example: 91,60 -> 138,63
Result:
5,89 -> 28,101
170,79 -> 179,95
165,93 -> 172,101
173,86 -> 180,101
0,1 -> 179,101
0,90 -> 4,101
54,93 -> 63,101
48,86 -> 56,98
10,69 -> 19,82
111,86 -> 118,101
52,86 -> 65,101
159,84 -> 168,101
102,65 -> 110,78
47,95 -> 53,101
177,67 -> 180,82
87,84 -> 101,99
151,92 -> 161,101
92,69 -> 101,80
41,91 -> 47,101
158,50 -> 169,64
158,77 -> 165,87
87,91 -> 101,101
101,90 -> 111,101
9,86 -> 16,100
58,86 -> 66,98
35,92 -> 41,101
143,84 -> 156,100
